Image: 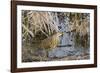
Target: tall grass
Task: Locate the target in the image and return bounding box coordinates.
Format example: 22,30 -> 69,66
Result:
22,11 -> 59,43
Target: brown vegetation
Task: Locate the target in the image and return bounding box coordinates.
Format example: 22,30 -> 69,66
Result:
22,11 -> 90,62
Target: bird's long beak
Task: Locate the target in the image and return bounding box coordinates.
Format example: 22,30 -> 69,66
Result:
60,32 -> 64,35
59,32 -> 64,36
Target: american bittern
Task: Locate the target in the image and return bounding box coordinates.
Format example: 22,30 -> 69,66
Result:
37,32 -> 63,58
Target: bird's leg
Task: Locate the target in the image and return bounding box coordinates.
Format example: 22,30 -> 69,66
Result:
46,50 -> 49,58
44,49 -> 49,61
42,49 -> 48,61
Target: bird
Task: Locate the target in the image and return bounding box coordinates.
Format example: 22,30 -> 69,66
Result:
39,32 -> 62,49
37,32 -> 63,58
